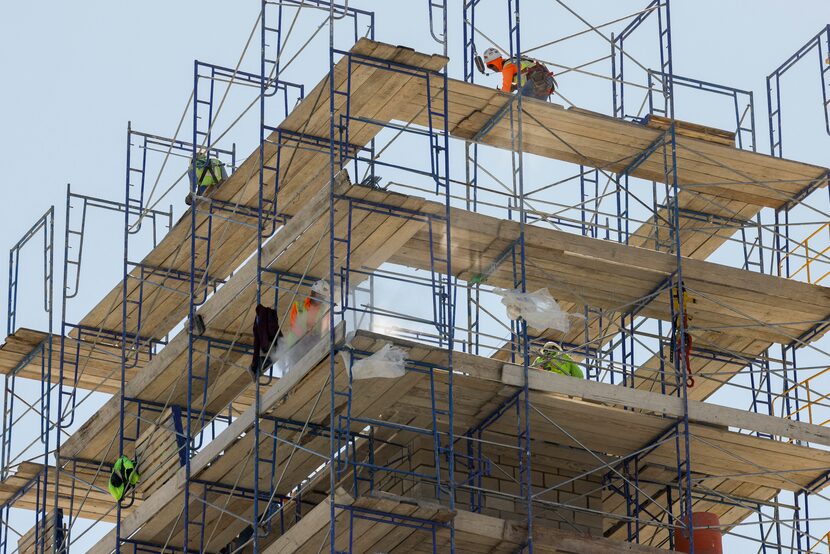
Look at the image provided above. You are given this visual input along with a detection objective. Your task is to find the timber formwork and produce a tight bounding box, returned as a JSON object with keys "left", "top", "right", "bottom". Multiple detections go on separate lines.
{"left": 2, "top": 3, "right": 830, "bottom": 553}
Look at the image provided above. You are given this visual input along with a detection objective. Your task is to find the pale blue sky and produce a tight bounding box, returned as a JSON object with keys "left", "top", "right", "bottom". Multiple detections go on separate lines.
{"left": 1, "top": 1, "right": 829, "bottom": 550}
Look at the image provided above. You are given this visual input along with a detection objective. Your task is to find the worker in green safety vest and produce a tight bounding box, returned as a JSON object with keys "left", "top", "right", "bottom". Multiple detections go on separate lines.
{"left": 185, "top": 149, "right": 228, "bottom": 205}
{"left": 108, "top": 455, "right": 140, "bottom": 502}
{"left": 533, "top": 342, "right": 584, "bottom": 378}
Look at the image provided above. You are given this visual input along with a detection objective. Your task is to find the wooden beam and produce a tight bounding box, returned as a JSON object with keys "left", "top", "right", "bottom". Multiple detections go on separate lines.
{"left": 86, "top": 323, "right": 345, "bottom": 554}
{"left": 502, "top": 362, "right": 830, "bottom": 448}
{"left": 263, "top": 488, "right": 353, "bottom": 554}
{"left": 452, "top": 504, "right": 679, "bottom": 554}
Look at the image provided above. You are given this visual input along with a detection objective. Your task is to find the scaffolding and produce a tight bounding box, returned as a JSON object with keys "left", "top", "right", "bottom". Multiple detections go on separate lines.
{"left": 1, "top": 1, "right": 830, "bottom": 553}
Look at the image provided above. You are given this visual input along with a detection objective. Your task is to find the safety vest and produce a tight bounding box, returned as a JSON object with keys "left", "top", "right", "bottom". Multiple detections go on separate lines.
{"left": 511, "top": 58, "right": 537, "bottom": 87}
{"left": 285, "top": 297, "right": 323, "bottom": 348}
{"left": 190, "top": 154, "right": 227, "bottom": 189}
{"left": 108, "top": 455, "right": 140, "bottom": 502}
{"left": 533, "top": 351, "right": 584, "bottom": 378}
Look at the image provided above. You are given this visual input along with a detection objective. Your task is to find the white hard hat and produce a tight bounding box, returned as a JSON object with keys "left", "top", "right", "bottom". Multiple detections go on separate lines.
{"left": 541, "top": 341, "right": 563, "bottom": 354}
{"left": 482, "top": 47, "right": 502, "bottom": 64}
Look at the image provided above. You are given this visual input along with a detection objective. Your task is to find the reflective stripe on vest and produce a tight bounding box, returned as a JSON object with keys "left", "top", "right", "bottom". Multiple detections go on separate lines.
{"left": 511, "top": 59, "right": 537, "bottom": 87}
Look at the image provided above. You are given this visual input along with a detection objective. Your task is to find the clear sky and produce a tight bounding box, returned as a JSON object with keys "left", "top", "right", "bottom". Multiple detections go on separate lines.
{"left": 1, "top": 0, "right": 830, "bottom": 551}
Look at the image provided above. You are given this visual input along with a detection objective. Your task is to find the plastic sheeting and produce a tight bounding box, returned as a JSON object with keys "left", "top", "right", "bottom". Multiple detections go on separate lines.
{"left": 311, "top": 279, "right": 329, "bottom": 297}
{"left": 311, "top": 278, "right": 345, "bottom": 307}
{"left": 343, "top": 343, "right": 408, "bottom": 380}
{"left": 269, "top": 322, "right": 327, "bottom": 379}
{"left": 493, "top": 287, "right": 572, "bottom": 333}
{"left": 252, "top": 282, "right": 336, "bottom": 380}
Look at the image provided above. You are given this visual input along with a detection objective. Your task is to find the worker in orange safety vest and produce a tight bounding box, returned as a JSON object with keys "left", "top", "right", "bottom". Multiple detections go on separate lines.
{"left": 480, "top": 47, "right": 557, "bottom": 101}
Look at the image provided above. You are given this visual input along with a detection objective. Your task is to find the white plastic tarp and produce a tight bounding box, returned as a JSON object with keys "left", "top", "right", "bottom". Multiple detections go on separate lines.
{"left": 343, "top": 343, "right": 408, "bottom": 380}
{"left": 493, "top": 287, "right": 572, "bottom": 333}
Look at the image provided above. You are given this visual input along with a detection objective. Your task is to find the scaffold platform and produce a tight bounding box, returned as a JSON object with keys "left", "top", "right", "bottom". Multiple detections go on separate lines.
{"left": 3, "top": 10, "right": 830, "bottom": 553}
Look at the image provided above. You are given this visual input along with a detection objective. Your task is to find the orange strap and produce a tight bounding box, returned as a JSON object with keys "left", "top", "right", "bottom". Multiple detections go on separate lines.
{"left": 290, "top": 302, "right": 298, "bottom": 328}
{"left": 501, "top": 63, "right": 518, "bottom": 91}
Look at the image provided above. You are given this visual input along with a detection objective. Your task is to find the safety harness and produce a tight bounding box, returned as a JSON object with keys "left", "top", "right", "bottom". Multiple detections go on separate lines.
{"left": 191, "top": 154, "right": 227, "bottom": 190}
{"left": 671, "top": 285, "right": 696, "bottom": 387}
{"left": 513, "top": 57, "right": 557, "bottom": 97}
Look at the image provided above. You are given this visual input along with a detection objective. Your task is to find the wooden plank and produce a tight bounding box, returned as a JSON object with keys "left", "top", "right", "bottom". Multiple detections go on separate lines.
{"left": 0, "top": 329, "right": 146, "bottom": 393}
{"left": 416, "top": 95, "right": 820, "bottom": 208}
{"left": 63, "top": 39, "right": 450, "bottom": 388}
{"left": 384, "top": 193, "right": 830, "bottom": 344}
{"left": 644, "top": 114, "right": 736, "bottom": 146}
{"left": 85, "top": 323, "right": 345, "bottom": 554}
{"left": 17, "top": 509, "right": 65, "bottom": 554}
{"left": 500, "top": 363, "right": 830, "bottom": 448}
{"left": 0, "top": 462, "right": 120, "bottom": 523}
{"left": 262, "top": 488, "right": 353, "bottom": 554}
{"left": 59, "top": 176, "right": 349, "bottom": 463}
{"left": 503, "top": 195, "right": 769, "bottom": 398}
{"left": 396, "top": 74, "right": 827, "bottom": 208}
{"left": 453, "top": 507, "right": 678, "bottom": 554}
{"left": 135, "top": 409, "right": 181, "bottom": 497}
{"left": 352, "top": 330, "right": 830, "bottom": 493}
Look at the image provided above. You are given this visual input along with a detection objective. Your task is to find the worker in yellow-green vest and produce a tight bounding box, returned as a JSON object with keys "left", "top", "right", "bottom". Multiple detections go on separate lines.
{"left": 480, "top": 47, "right": 557, "bottom": 101}
{"left": 185, "top": 149, "right": 228, "bottom": 205}
{"left": 533, "top": 342, "right": 584, "bottom": 378}
{"left": 108, "top": 455, "right": 140, "bottom": 502}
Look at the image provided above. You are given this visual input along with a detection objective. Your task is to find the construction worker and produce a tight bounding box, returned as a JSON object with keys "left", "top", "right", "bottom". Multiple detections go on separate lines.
{"left": 481, "top": 47, "right": 556, "bottom": 101}
{"left": 285, "top": 281, "right": 327, "bottom": 348}
{"left": 185, "top": 149, "right": 227, "bottom": 205}
{"left": 108, "top": 455, "right": 140, "bottom": 502}
{"left": 533, "top": 342, "right": 584, "bottom": 378}
{"left": 671, "top": 285, "right": 696, "bottom": 387}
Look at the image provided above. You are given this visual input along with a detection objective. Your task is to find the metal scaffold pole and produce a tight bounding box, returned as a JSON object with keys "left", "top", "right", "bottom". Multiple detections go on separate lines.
{"left": 5, "top": 3, "right": 830, "bottom": 553}
{"left": 658, "top": 2, "right": 699, "bottom": 550}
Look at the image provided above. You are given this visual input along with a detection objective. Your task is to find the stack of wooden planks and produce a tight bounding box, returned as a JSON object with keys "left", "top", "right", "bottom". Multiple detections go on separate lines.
{"left": 135, "top": 408, "right": 183, "bottom": 499}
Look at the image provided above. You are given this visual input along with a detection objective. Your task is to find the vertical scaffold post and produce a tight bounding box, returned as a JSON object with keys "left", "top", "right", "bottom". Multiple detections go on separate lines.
{"left": 327, "top": 7, "right": 339, "bottom": 552}
{"left": 463, "top": 0, "right": 482, "bottom": 361}
{"left": 579, "top": 166, "right": 599, "bottom": 238}
{"left": 767, "top": 25, "right": 830, "bottom": 159}
{"left": 183, "top": 60, "right": 204, "bottom": 552}
{"left": 42, "top": 208, "right": 56, "bottom": 554}
{"left": 763, "top": 29, "right": 830, "bottom": 550}
{"left": 611, "top": 28, "right": 624, "bottom": 120}
{"left": 428, "top": 0, "right": 456, "bottom": 538}
{"left": 116, "top": 123, "right": 132, "bottom": 554}
{"left": 462, "top": 0, "right": 482, "bottom": 85}
{"left": 659, "top": 1, "right": 695, "bottom": 550}
{"left": 179, "top": 51, "right": 253, "bottom": 553}
{"left": 3, "top": 206, "right": 54, "bottom": 553}
{"left": 505, "top": 0, "right": 533, "bottom": 551}
{"left": 249, "top": 0, "right": 288, "bottom": 545}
